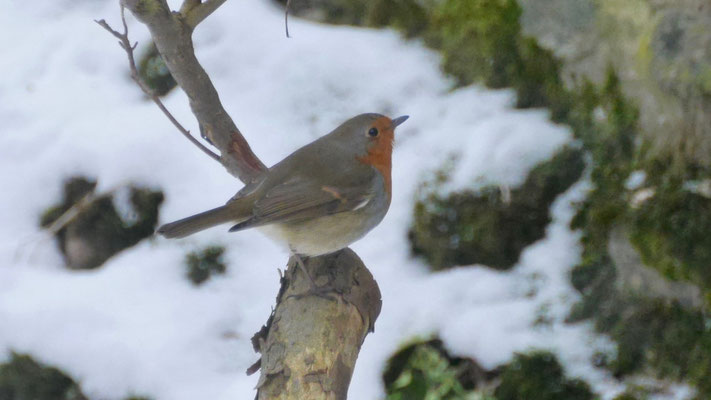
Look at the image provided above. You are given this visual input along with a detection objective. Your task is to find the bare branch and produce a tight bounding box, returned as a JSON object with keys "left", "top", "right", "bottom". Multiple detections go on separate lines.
{"left": 182, "top": 0, "right": 228, "bottom": 29}
{"left": 95, "top": 12, "right": 221, "bottom": 163}
{"left": 120, "top": 0, "right": 267, "bottom": 183}
{"left": 43, "top": 183, "right": 123, "bottom": 236}
{"left": 44, "top": 191, "right": 100, "bottom": 236}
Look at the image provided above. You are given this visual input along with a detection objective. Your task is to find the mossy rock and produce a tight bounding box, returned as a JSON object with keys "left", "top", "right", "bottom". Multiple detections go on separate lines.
{"left": 409, "top": 146, "right": 584, "bottom": 270}
{"left": 566, "top": 71, "right": 642, "bottom": 324}
{"left": 494, "top": 351, "right": 595, "bottom": 400}
{"left": 185, "top": 245, "right": 227, "bottom": 285}
{"left": 425, "top": 0, "right": 522, "bottom": 89}
{"left": 383, "top": 338, "right": 490, "bottom": 399}
{"left": 383, "top": 343, "right": 597, "bottom": 400}
{"left": 276, "top": 0, "right": 429, "bottom": 38}
{"left": 40, "top": 176, "right": 164, "bottom": 269}
{"left": 0, "top": 353, "right": 87, "bottom": 400}
{"left": 565, "top": 67, "right": 711, "bottom": 397}
{"left": 425, "top": 0, "right": 571, "bottom": 113}
{"left": 364, "top": 0, "right": 431, "bottom": 38}
{"left": 569, "top": 238, "right": 711, "bottom": 397}
{"left": 628, "top": 177, "right": 711, "bottom": 292}
{"left": 566, "top": 254, "right": 618, "bottom": 324}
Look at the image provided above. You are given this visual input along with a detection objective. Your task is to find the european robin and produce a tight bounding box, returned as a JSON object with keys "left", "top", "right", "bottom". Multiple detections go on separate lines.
{"left": 158, "top": 113, "right": 408, "bottom": 258}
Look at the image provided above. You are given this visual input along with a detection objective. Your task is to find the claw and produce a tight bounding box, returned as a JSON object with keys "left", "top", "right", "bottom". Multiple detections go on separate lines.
{"left": 288, "top": 251, "right": 339, "bottom": 302}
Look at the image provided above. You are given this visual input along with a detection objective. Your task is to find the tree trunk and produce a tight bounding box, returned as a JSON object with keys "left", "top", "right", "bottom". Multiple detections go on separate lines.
{"left": 251, "top": 249, "right": 381, "bottom": 399}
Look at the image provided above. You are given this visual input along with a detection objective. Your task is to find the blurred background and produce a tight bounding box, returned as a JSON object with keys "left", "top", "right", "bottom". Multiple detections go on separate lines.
{"left": 1, "top": 0, "right": 710, "bottom": 399}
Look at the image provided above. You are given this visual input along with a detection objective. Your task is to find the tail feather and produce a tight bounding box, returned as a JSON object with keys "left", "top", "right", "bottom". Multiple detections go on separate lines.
{"left": 157, "top": 203, "right": 247, "bottom": 239}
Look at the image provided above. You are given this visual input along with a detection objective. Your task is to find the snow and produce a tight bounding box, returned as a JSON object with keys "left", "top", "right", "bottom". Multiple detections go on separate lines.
{"left": 625, "top": 170, "right": 647, "bottom": 190}
{"left": 0, "top": 0, "right": 674, "bottom": 399}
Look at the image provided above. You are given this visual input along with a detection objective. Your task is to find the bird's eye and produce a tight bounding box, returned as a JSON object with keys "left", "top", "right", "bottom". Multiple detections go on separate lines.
{"left": 368, "top": 127, "right": 379, "bottom": 137}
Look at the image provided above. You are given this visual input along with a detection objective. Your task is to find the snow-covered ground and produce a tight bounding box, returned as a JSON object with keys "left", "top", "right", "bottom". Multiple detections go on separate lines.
{"left": 0, "top": 0, "right": 664, "bottom": 398}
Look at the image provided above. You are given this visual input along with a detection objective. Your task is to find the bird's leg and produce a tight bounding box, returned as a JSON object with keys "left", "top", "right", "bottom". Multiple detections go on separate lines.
{"left": 289, "top": 249, "right": 338, "bottom": 302}
{"left": 291, "top": 250, "right": 317, "bottom": 288}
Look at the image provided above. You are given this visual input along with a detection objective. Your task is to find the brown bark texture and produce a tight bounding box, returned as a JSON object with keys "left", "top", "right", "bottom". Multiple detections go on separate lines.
{"left": 115, "top": 1, "right": 383, "bottom": 398}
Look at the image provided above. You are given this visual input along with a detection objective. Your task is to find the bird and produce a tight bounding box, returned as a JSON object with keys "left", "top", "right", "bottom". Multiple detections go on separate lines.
{"left": 157, "top": 113, "right": 408, "bottom": 260}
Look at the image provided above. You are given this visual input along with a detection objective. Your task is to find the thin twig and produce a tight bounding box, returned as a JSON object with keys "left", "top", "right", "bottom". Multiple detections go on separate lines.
{"left": 95, "top": 7, "right": 221, "bottom": 162}
{"left": 44, "top": 185, "right": 127, "bottom": 235}
{"left": 13, "top": 185, "right": 120, "bottom": 265}
{"left": 285, "top": 0, "right": 292, "bottom": 38}
{"left": 45, "top": 192, "right": 96, "bottom": 236}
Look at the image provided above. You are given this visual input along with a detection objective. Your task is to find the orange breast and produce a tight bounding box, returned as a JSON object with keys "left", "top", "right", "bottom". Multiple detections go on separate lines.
{"left": 356, "top": 117, "right": 393, "bottom": 199}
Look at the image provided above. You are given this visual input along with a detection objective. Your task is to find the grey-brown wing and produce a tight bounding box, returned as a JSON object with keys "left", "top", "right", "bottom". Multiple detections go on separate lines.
{"left": 228, "top": 176, "right": 374, "bottom": 232}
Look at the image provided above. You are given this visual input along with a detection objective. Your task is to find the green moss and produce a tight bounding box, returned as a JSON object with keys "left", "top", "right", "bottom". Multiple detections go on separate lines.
{"left": 613, "top": 393, "right": 641, "bottom": 400}
{"left": 426, "top": 0, "right": 521, "bottom": 89}
{"left": 138, "top": 43, "right": 177, "bottom": 97}
{"left": 607, "top": 298, "right": 710, "bottom": 385}
{"left": 513, "top": 38, "right": 570, "bottom": 115}
{"left": 185, "top": 245, "right": 227, "bottom": 285}
{"left": 628, "top": 175, "right": 711, "bottom": 290}
{"left": 494, "top": 351, "right": 594, "bottom": 400}
{"left": 551, "top": 61, "right": 711, "bottom": 400}
{"left": 40, "top": 176, "right": 164, "bottom": 269}
{"left": 383, "top": 339, "right": 485, "bottom": 399}
{"left": 384, "top": 345, "right": 597, "bottom": 400}
{"left": 568, "top": 230, "right": 711, "bottom": 397}
{"left": 567, "top": 71, "right": 639, "bottom": 302}
{"left": 566, "top": 73, "right": 638, "bottom": 291}
{"left": 422, "top": 0, "right": 572, "bottom": 114}
{"left": 278, "top": 0, "right": 429, "bottom": 38}
{"left": 365, "top": 0, "right": 430, "bottom": 38}
{"left": 569, "top": 259, "right": 711, "bottom": 396}
{"left": 567, "top": 255, "right": 618, "bottom": 324}
{"left": 40, "top": 178, "right": 97, "bottom": 228}
{"left": 410, "top": 146, "right": 584, "bottom": 270}
{"left": 562, "top": 69, "right": 711, "bottom": 398}
{"left": 0, "top": 353, "right": 87, "bottom": 400}
{"left": 699, "top": 65, "right": 711, "bottom": 95}
{"left": 0, "top": 353, "right": 152, "bottom": 400}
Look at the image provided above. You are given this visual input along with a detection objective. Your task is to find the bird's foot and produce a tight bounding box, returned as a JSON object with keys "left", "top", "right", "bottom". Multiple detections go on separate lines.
{"left": 288, "top": 251, "right": 339, "bottom": 302}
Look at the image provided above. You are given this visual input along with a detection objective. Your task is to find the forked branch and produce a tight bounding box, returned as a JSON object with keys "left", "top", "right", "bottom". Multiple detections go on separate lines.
{"left": 110, "top": 0, "right": 267, "bottom": 183}
{"left": 96, "top": 9, "right": 220, "bottom": 162}
{"left": 181, "top": 0, "right": 228, "bottom": 29}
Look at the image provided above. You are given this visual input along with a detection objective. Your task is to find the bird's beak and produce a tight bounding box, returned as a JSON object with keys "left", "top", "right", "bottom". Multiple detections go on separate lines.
{"left": 391, "top": 115, "right": 409, "bottom": 129}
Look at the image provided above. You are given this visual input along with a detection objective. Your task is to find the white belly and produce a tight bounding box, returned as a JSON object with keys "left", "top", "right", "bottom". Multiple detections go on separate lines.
{"left": 258, "top": 209, "right": 383, "bottom": 256}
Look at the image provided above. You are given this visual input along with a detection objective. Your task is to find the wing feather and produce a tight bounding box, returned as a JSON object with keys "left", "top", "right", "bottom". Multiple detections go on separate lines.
{"left": 229, "top": 176, "right": 373, "bottom": 232}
